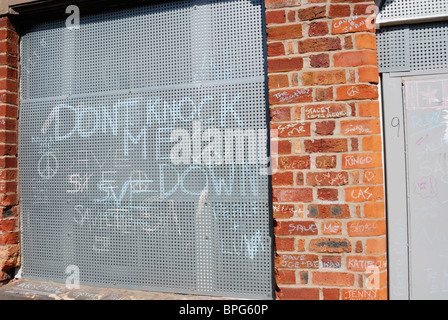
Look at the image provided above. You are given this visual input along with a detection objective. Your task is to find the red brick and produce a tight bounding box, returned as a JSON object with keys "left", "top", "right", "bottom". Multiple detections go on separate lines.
{"left": 265, "top": 10, "right": 286, "bottom": 24}
{"left": 296, "top": 172, "right": 304, "bottom": 185}
{"left": 365, "top": 237, "right": 387, "bottom": 254}
{"left": 267, "top": 42, "right": 285, "bottom": 57}
{"left": 315, "top": 121, "right": 336, "bottom": 135}
{"left": 0, "top": 54, "right": 18, "bottom": 68}
{"left": 0, "top": 169, "right": 17, "bottom": 180}
{"left": 0, "top": 157, "right": 17, "bottom": 169}
{"left": 321, "top": 221, "right": 343, "bottom": 235}
{"left": 0, "top": 118, "right": 16, "bottom": 131}
{"left": 0, "top": 193, "right": 17, "bottom": 206}
{"left": 0, "top": 206, "right": 17, "bottom": 219}
{"left": 358, "top": 66, "right": 379, "bottom": 83}
{"left": 0, "top": 18, "right": 16, "bottom": 32}
{"left": 329, "top": 4, "right": 351, "bottom": 18}
{"left": 0, "top": 218, "right": 16, "bottom": 232}
{"left": 273, "top": 204, "right": 295, "bottom": 219}
{"left": 309, "top": 238, "right": 351, "bottom": 253}
{"left": 270, "top": 107, "right": 291, "bottom": 121}
{"left": 268, "top": 57, "right": 304, "bottom": 73}
{"left": 345, "top": 186, "right": 384, "bottom": 202}
{"left": 272, "top": 171, "right": 294, "bottom": 186}
{"left": 362, "top": 135, "right": 382, "bottom": 151}
{"left": 315, "top": 87, "right": 334, "bottom": 102}
{"left": 0, "top": 181, "right": 17, "bottom": 193}
{"left": 0, "top": 67, "right": 17, "bottom": 81}
{"left": 331, "top": 16, "right": 375, "bottom": 34}
{"left": 0, "top": 105, "right": 18, "bottom": 118}
{"left": 0, "top": 145, "right": 17, "bottom": 156}
{"left": 358, "top": 101, "right": 380, "bottom": 117}
{"left": 0, "top": 41, "right": 18, "bottom": 56}
{"left": 334, "top": 51, "right": 377, "bottom": 67}
{"left": 275, "top": 236, "right": 295, "bottom": 250}
{"left": 353, "top": 4, "right": 371, "bottom": 15}
{"left": 323, "top": 288, "right": 340, "bottom": 300}
{"left": 0, "top": 231, "right": 19, "bottom": 245}
{"left": 364, "top": 201, "right": 385, "bottom": 218}
{"left": 315, "top": 155, "right": 337, "bottom": 169}
{"left": 355, "top": 33, "right": 377, "bottom": 50}
{"left": 298, "top": 6, "right": 326, "bottom": 21}
{"left": 275, "top": 269, "right": 296, "bottom": 284}
{"left": 346, "top": 255, "right": 387, "bottom": 271}
{"left": 347, "top": 219, "right": 386, "bottom": 237}
{"left": 276, "top": 139, "right": 292, "bottom": 154}
{"left": 312, "top": 271, "right": 354, "bottom": 286}
{"left": 276, "top": 287, "right": 319, "bottom": 300}
{"left": 307, "top": 204, "right": 350, "bottom": 219}
{"left": 275, "top": 220, "right": 318, "bottom": 235}
{"left": 362, "top": 168, "right": 384, "bottom": 185}
{"left": 0, "top": 92, "right": 18, "bottom": 105}
{"left": 0, "top": 244, "right": 19, "bottom": 258}
{"left": 276, "top": 253, "right": 319, "bottom": 269}
{"left": 0, "top": 29, "right": 18, "bottom": 45}
{"left": 310, "top": 53, "right": 329, "bottom": 68}
{"left": 273, "top": 188, "right": 313, "bottom": 202}
{"left": 308, "top": 21, "right": 329, "bottom": 36}
{"left": 298, "top": 37, "right": 342, "bottom": 53}
{"left": 341, "top": 119, "right": 381, "bottom": 135}
{"left": 317, "top": 188, "right": 338, "bottom": 201}
{"left": 269, "top": 88, "right": 312, "bottom": 105}
{"left": 306, "top": 171, "right": 348, "bottom": 186}
{"left": 342, "top": 153, "right": 382, "bottom": 169}
{"left": 336, "top": 84, "right": 378, "bottom": 101}
{"left": 344, "top": 35, "right": 354, "bottom": 49}
{"left": 268, "top": 75, "right": 289, "bottom": 91}
{"left": 304, "top": 138, "right": 348, "bottom": 153}
{"left": 0, "top": 131, "right": 16, "bottom": 144}
{"left": 265, "top": 0, "right": 301, "bottom": 9}
{"left": 287, "top": 10, "right": 296, "bottom": 22}
{"left": 0, "top": 256, "right": 19, "bottom": 270}
{"left": 302, "top": 69, "right": 346, "bottom": 86}
{"left": 278, "top": 155, "right": 311, "bottom": 170}
{"left": 0, "top": 79, "right": 18, "bottom": 93}
{"left": 271, "top": 121, "right": 311, "bottom": 137}
{"left": 305, "top": 103, "right": 349, "bottom": 120}
{"left": 342, "top": 288, "right": 385, "bottom": 300}
{"left": 267, "top": 24, "right": 302, "bottom": 41}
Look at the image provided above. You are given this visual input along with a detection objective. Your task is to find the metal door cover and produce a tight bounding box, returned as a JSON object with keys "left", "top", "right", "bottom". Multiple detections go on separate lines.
{"left": 19, "top": 0, "right": 272, "bottom": 299}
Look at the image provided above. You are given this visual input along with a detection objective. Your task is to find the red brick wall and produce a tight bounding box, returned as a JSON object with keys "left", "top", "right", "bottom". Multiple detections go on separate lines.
{"left": 0, "top": 1, "right": 388, "bottom": 299}
{"left": 0, "top": 16, "right": 19, "bottom": 286}
{"left": 266, "top": 0, "right": 387, "bottom": 300}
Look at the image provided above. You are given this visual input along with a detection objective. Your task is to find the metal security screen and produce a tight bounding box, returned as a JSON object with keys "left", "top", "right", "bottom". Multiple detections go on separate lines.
{"left": 377, "top": 22, "right": 448, "bottom": 74}
{"left": 378, "top": 0, "right": 448, "bottom": 24}
{"left": 19, "top": 0, "right": 272, "bottom": 299}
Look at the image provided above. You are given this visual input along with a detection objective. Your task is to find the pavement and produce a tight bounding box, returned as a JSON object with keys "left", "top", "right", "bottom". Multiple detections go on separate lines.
{"left": 0, "top": 278, "right": 238, "bottom": 300}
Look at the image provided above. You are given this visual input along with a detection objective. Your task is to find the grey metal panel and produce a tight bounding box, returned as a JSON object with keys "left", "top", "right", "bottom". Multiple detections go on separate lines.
{"left": 19, "top": 0, "right": 272, "bottom": 299}
{"left": 378, "top": 0, "right": 448, "bottom": 24}
{"left": 381, "top": 73, "right": 410, "bottom": 300}
{"left": 377, "top": 22, "right": 448, "bottom": 75}
{"left": 376, "top": 26, "right": 410, "bottom": 73}
{"left": 402, "top": 75, "right": 448, "bottom": 300}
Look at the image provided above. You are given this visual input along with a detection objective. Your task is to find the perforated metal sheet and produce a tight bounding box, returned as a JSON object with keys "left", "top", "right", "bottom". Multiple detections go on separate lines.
{"left": 377, "top": 22, "right": 448, "bottom": 74}
{"left": 19, "top": 0, "right": 272, "bottom": 299}
{"left": 377, "top": 0, "right": 448, "bottom": 24}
